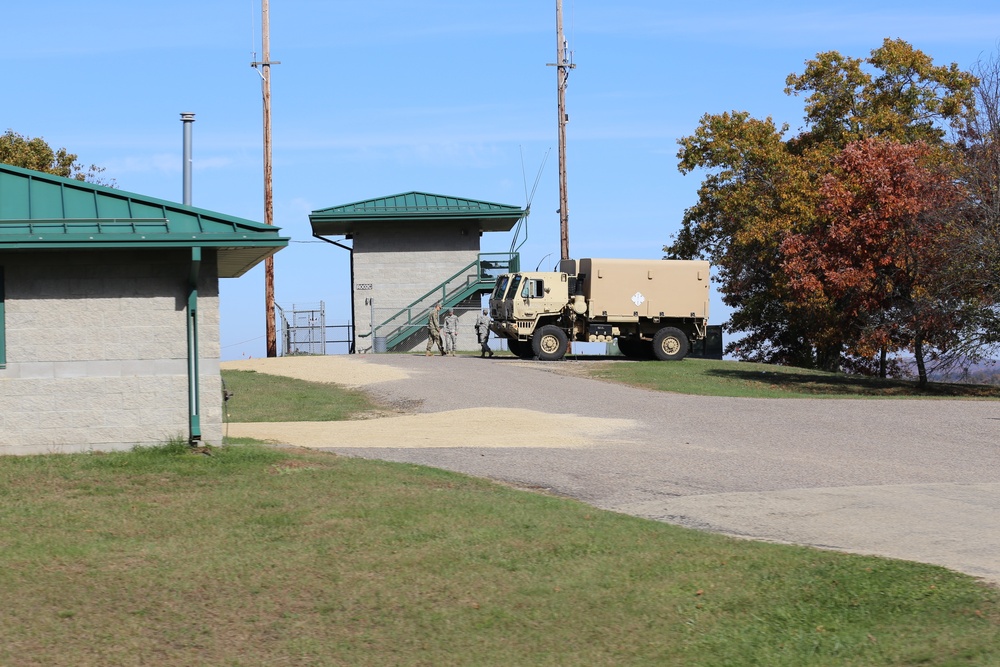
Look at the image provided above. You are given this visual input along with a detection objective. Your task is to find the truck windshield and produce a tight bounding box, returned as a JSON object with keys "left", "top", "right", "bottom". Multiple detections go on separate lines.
{"left": 492, "top": 275, "right": 509, "bottom": 300}
{"left": 507, "top": 275, "right": 522, "bottom": 300}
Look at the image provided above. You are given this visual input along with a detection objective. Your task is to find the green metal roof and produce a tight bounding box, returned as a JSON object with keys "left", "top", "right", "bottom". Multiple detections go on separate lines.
{"left": 0, "top": 163, "right": 288, "bottom": 277}
{"left": 309, "top": 191, "right": 524, "bottom": 237}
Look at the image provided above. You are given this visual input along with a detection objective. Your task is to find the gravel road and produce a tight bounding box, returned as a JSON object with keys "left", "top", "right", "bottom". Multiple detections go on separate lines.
{"left": 225, "top": 354, "right": 1000, "bottom": 584}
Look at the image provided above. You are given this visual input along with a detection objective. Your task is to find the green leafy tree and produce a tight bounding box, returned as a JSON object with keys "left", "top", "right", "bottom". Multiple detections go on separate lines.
{"left": 0, "top": 129, "right": 114, "bottom": 186}
{"left": 786, "top": 39, "right": 976, "bottom": 149}
{"left": 667, "top": 39, "right": 978, "bottom": 371}
{"left": 668, "top": 112, "right": 830, "bottom": 367}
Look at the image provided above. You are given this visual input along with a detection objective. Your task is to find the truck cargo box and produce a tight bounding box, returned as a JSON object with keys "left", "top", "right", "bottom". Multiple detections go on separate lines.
{"left": 578, "top": 258, "right": 710, "bottom": 321}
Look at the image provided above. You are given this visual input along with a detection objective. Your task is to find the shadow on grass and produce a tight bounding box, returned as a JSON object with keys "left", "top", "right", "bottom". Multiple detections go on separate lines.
{"left": 703, "top": 367, "right": 1000, "bottom": 398}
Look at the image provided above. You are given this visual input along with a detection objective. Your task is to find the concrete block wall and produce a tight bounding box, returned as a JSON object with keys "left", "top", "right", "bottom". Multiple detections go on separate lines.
{"left": 352, "top": 222, "right": 483, "bottom": 353}
{"left": 0, "top": 249, "right": 223, "bottom": 455}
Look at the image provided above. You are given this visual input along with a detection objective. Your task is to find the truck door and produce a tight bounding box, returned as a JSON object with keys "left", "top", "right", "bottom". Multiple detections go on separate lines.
{"left": 490, "top": 275, "right": 510, "bottom": 319}
{"left": 520, "top": 277, "right": 545, "bottom": 318}
{"left": 502, "top": 274, "right": 522, "bottom": 320}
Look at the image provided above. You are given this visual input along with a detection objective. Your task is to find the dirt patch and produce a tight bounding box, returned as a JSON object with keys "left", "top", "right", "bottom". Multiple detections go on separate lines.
{"left": 222, "top": 355, "right": 637, "bottom": 450}
{"left": 226, "top": 407, "right": 637, "bottom": 449}
{"left": 222, "top": 355, "right": 410, "bottom": 387}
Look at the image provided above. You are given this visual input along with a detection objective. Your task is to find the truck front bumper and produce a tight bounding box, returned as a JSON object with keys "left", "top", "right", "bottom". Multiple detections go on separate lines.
{"left": 490, "top": 320, "right": 521, "bottom": 340}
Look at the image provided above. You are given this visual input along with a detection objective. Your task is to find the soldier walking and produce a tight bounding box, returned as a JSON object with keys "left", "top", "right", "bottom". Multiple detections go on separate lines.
{"left": 475, "top": 308, "right": 493, "bottom": 358}
{"left": 442, "top": 308, "right": 459, "bottom": 356}
{"left": 425, "top": 303, "right": 445, "bottom": 356}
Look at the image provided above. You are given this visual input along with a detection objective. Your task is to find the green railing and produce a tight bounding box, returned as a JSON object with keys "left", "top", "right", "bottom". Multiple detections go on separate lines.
{"left": 375, "top": 252, "right": 519, "bottom": 351}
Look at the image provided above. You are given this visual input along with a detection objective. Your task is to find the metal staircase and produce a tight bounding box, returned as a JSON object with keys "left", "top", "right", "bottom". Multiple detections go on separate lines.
{"left": 375, "top": 253, "right": 519, "bottom": 351}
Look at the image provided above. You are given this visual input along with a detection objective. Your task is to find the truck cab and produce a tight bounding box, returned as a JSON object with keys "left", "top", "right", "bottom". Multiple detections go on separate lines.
{"left": 489, "top": 271, "right": 571, "bottom": 358}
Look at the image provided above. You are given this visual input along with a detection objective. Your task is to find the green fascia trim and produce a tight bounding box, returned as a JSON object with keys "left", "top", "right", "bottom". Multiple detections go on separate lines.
{"left": 0, "top": 221, "right": 285, "bottom": 244}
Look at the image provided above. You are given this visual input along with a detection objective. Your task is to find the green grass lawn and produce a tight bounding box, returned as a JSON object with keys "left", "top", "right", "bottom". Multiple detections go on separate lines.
{"left": 222, "top": 369, "right": 386, "bottom": 422}
{"left": 1, "top": 442, "right": 997, "bottom": 666}
{"left": 1, "top": 367, "right": 997, "bottom": 665}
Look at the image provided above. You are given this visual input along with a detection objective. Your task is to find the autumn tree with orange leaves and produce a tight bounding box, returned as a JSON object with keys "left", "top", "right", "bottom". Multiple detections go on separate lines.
{"left": 666, "top": 39, "right": 980, "bottom": 375}
{"left": 781, "top": 139, "right": 965, "bottom": 386}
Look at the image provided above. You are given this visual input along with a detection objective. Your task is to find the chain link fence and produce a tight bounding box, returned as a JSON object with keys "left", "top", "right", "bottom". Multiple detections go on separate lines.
{"left": 277, "top": 302, "right": 354, "bottom": 356}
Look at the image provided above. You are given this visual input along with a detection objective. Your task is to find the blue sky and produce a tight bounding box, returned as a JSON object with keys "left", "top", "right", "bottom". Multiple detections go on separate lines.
{"left": 6, "top": 1, "right": 1000, "bottom": 359}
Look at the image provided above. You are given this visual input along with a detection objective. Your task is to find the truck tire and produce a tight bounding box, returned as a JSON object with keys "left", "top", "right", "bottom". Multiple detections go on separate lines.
{"left": 508, "top": 339, "right": 534, "bottom": 359}
{"left": 532, "top": 325, "right": 568, "bottom": 361}
{"left": 652, "top": 327, "right": 689, "bottom": 361}
{"left": 617, "top": 338, "right": 652, "bottom": 359}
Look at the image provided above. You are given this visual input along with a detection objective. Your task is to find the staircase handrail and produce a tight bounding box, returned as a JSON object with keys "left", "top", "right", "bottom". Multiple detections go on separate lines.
{"left": 373, "top": 252, "right": 518, "bottom": 348}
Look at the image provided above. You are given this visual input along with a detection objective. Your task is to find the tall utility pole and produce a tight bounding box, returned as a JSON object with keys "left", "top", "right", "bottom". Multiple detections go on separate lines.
{"left": 550, "top": 0, "right": 575, "bottom": 262}
{"left": 252, "top": 0, "right": 280, "bottom": 357}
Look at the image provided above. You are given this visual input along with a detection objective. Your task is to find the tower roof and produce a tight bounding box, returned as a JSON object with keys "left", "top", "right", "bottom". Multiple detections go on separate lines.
{"left": 309, "top": 191, "right": 524, "bottom": 237}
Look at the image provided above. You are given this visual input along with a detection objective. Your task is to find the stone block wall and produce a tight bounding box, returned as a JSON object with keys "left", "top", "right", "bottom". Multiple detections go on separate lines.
{"left": 352, "top": 222, "right": 483, "bottom": 353}
{"left": 0, "top": 249, "right": 222, "bottom": 454}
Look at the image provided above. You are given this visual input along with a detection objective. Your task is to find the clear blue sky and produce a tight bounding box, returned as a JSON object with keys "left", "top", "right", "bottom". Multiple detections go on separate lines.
{"left": 6, "top": 1, "right": 1000, "bottom": 359}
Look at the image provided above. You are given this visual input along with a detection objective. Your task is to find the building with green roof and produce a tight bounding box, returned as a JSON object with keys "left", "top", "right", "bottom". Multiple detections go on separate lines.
{"left": 310, "top": 192, "right": 523, "bottom": 353}
{"left": 0, "top": 164, "right": 288, "bottom": 454}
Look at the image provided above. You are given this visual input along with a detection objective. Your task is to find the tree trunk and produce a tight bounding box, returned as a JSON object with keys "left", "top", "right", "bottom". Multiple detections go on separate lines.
{"left": 914, "top": 334, "right": 928, "bottom": 388}
{"left": 816, "top": 343, "right": 843, "bottom": 373}
{"left": 879, "top": 346, "right": 887, "bottom": 378}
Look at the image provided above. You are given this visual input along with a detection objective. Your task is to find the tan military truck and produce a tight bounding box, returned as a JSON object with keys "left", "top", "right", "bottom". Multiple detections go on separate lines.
{"left": 488, "top": 258, "right": 710, "bottom": 361}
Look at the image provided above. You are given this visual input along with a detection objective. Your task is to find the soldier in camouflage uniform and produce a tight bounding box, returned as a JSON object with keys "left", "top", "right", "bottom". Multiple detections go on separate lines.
{"left": 442, "top": 308, "right": 459, "bottom": 356}
{"left": 475, "top": 308, "right": 493, "bottom": 358}
{"left": 425, "top": 303, "right": 445, "bottom": 356}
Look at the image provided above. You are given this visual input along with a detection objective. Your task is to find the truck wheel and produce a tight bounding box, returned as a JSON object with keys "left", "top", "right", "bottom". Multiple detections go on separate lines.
{"left": 652, "top": 327, "right": 689, "bottom": 361}
{"left": 617, "top": 338, "right": 652, "bottom": 359}
{"left": 508, "top": 340, "right": 534, "bottom": 359}
{"left": 532, "top": 325, "right": 568, "bottom": 361}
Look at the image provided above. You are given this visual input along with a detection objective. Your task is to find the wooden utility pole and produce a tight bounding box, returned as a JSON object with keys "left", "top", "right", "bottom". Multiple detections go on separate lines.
{"left": 551, "top": 0, "right": 575, "bottom": 262}
{"left": 253, "top": 0, "right": 280, "bottom": 357}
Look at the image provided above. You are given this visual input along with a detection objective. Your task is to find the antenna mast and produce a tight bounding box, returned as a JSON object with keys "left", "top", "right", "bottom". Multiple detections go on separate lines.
{"left": 252, "top": 0, "right": 280, "bottom": 357}
{"left": 549, "top": 0, "right": 575, "bottom": 262}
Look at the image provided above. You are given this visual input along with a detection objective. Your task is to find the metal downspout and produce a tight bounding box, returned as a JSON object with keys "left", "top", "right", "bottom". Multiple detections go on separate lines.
{"left": 187, "top": 247, "right": 202, "bottom": 443}
{"left": 313, "top": 234, "right": 356, "bottom": 353}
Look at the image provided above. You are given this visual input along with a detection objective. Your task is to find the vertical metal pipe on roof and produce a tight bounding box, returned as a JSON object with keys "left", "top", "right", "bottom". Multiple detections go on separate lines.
{"left": 180, "top": 112, "right": 195, "bottom": 206}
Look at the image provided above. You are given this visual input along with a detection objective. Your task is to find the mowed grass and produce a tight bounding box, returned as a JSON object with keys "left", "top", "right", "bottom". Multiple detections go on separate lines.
{"left": 581, "top": 357, "right": 1000, "bottom": 399}
{"left": 222, "top": 369, "right": 385, "bottom": 421}
{"left": 2, "top": 367, "right": 998, "bottom": 665}
{"left": 1, "top": 442, "right": 997, "bottom": 667}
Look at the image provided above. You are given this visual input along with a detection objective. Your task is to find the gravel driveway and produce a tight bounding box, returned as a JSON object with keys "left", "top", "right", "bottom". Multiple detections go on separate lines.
{"left": 226, "top": 354, "right": 1000, "bottom": 584}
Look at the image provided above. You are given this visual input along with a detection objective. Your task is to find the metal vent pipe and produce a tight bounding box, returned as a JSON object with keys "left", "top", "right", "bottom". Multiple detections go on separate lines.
{"left": 180, "top": 112, "right": 195, "bottom": 205}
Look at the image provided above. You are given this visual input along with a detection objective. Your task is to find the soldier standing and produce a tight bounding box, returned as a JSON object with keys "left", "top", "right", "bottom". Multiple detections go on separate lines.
{"left": 425, "top": 303, "right": 445, "bottom": 356}
{"left": 475, "top": 308, "right": 493, "bottom": 358}
{"left": 442, "top": 308, "right": 459, "bottom": 356}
